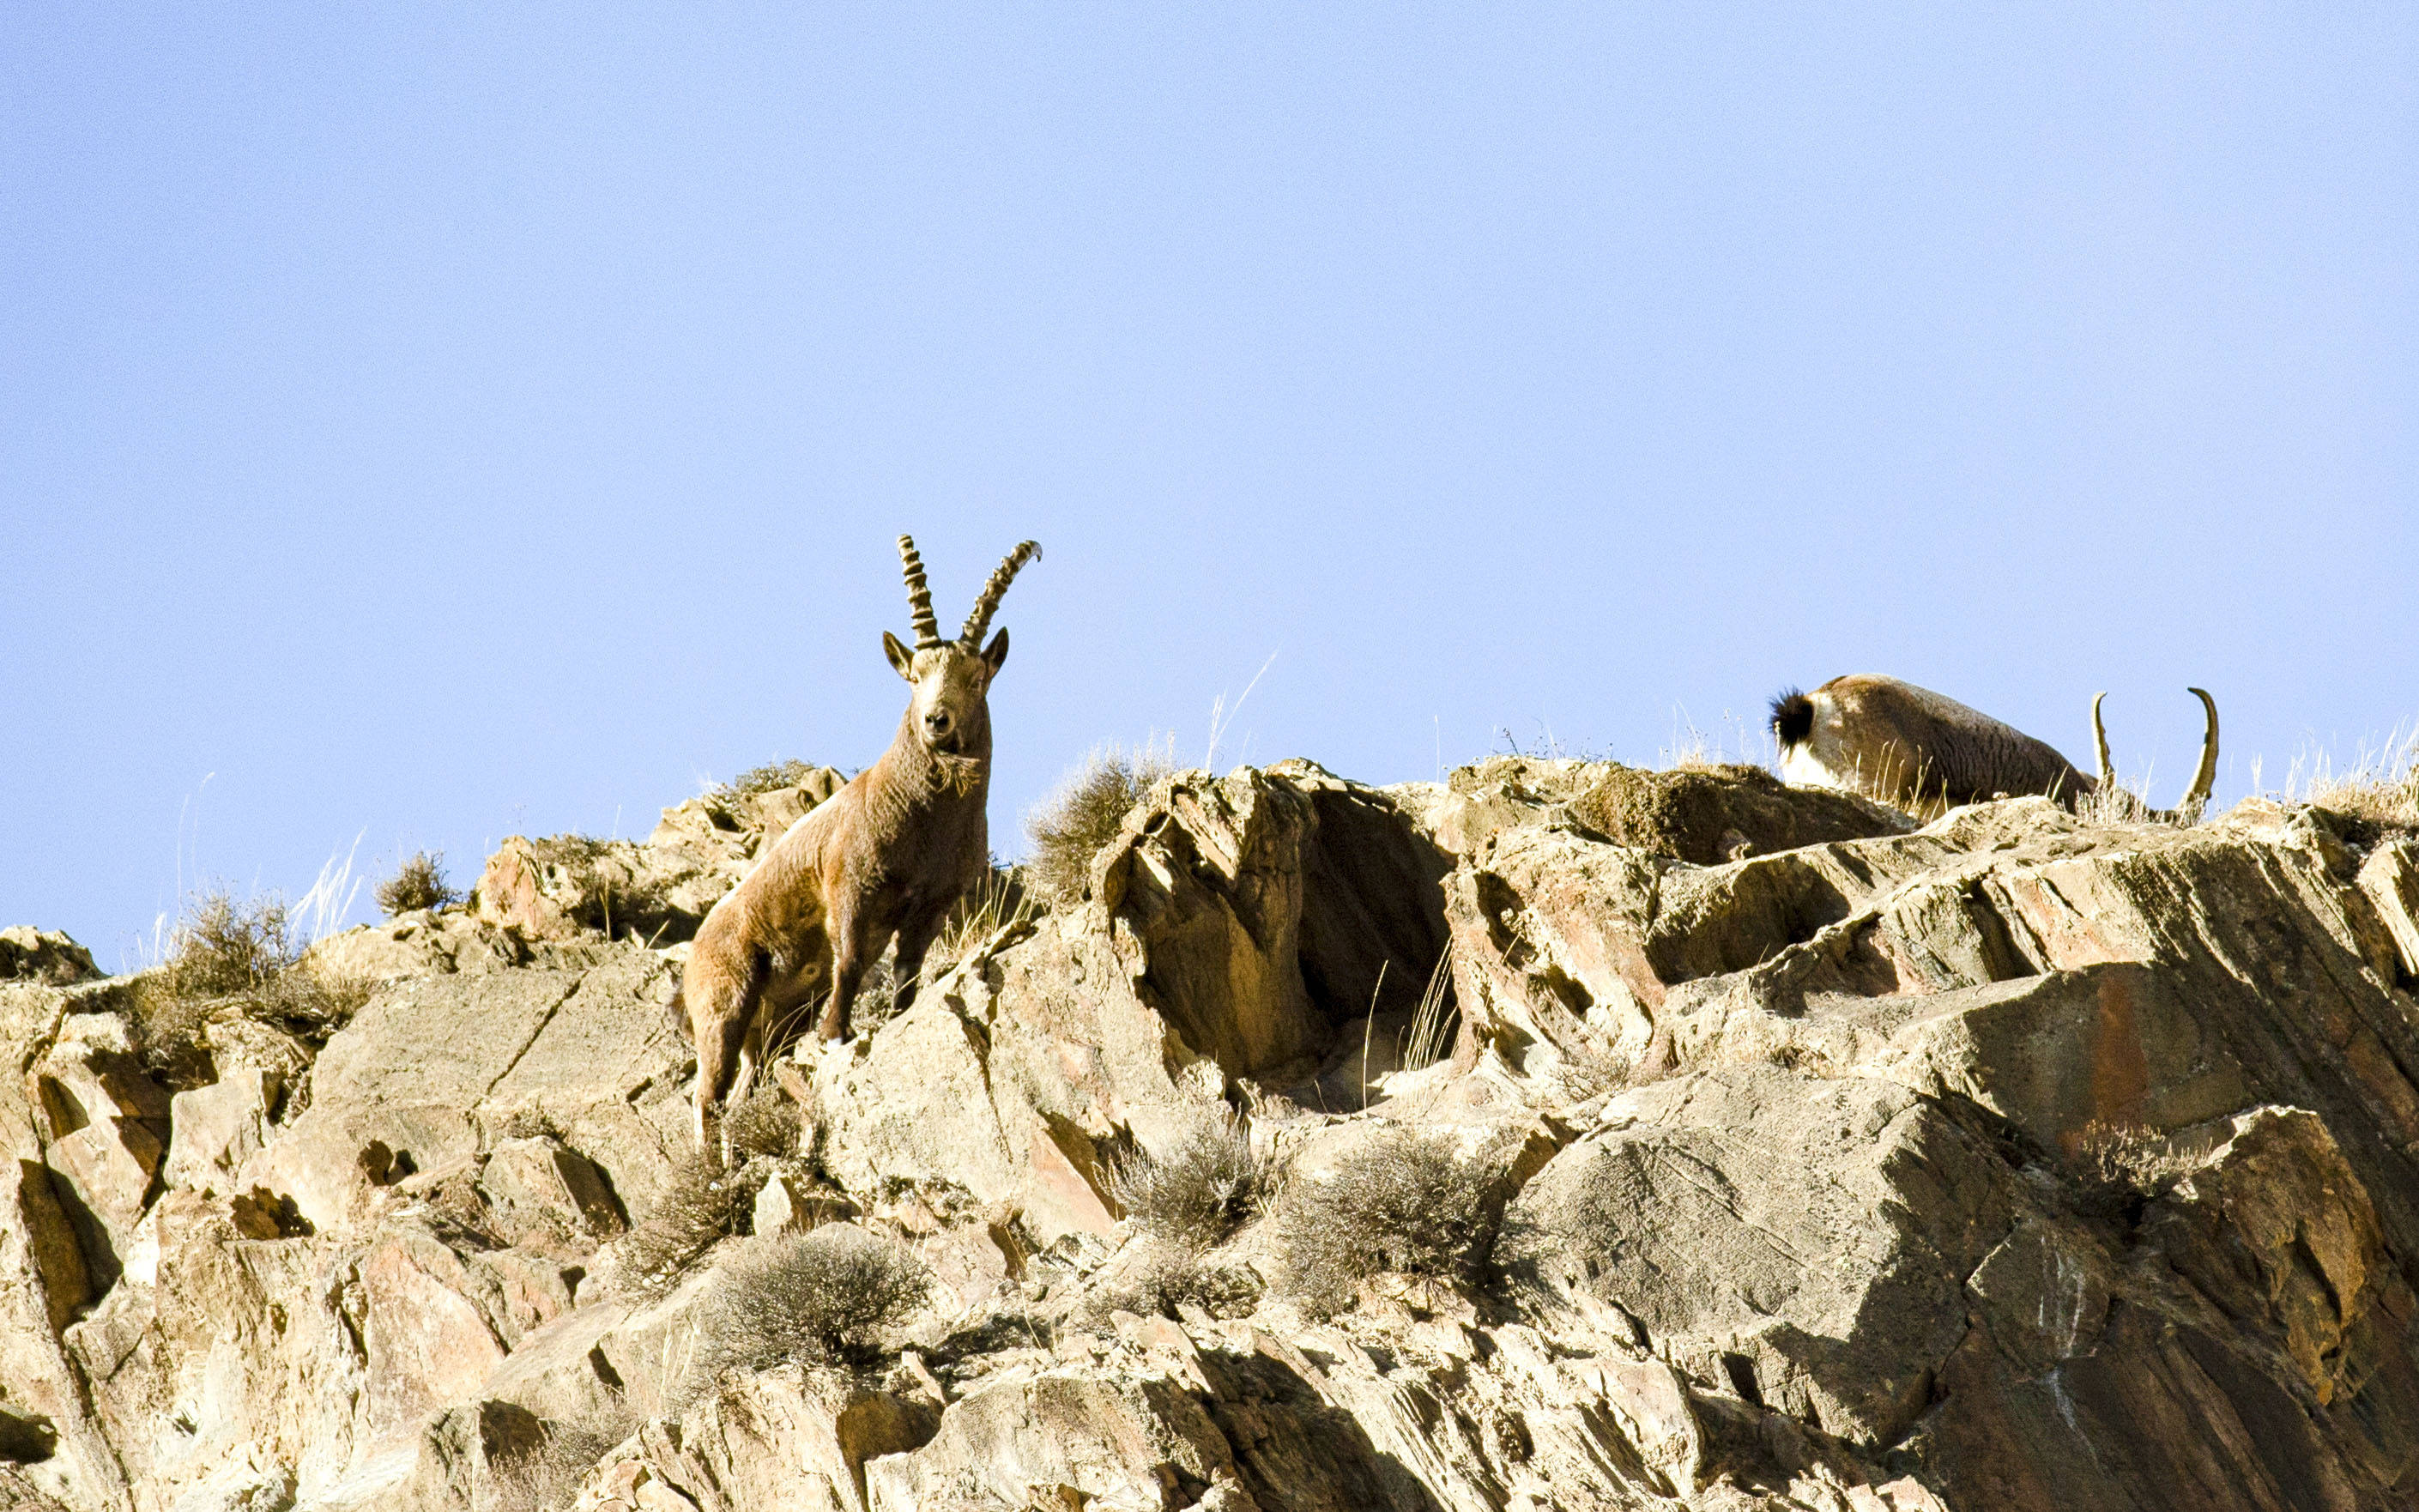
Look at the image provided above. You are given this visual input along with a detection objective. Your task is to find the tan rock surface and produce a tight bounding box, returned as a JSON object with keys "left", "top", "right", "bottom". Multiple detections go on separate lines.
{"left": 15, "top": 765, "right": 2419, "bottom": 1511}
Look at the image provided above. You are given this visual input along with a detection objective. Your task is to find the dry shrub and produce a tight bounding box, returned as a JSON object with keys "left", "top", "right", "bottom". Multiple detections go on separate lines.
{"left": 2068, "top": 1120, "right": 2191, "bottom": 1223}
{"left": 1274, "top": 1127, "right": 1492, "bottom": 1317}
{"left": 1090, "top": 1238, "right": 1263, "bottom": 1323}
{"left": 376, "top": 850, "right": 459, "bottom": 916}
{"left": 487, "top": 1406, "right": 638, "bottom": 1512}
{"left": 713, "top": 759, "right": 825, "bottom": 805}
{"left": 620, "top": 1147, "right": 750, "bottom": 1293}
{"left": 2295, "top": 729, "right": 2419, "bottom": 832}
{"left": 721, "top": 1087, "right": 803, "bottom": 1162}
{"left": 132, "top": 887, "right": 372, "bottom": 1088}
{"left": 1106, "top": 1103, "right": 1267, "bottom": 1250}
{"left": 1025, "top": 741, "right": 1173, "bottom": 907}
{"left": 697, "top": 1226, "right": 932, "bottom": 1379}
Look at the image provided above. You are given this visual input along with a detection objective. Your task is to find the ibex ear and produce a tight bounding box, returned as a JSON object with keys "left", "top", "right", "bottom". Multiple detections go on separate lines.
{"left": 882, "top": 631, "right": 917, "bottom": 680}
{"left": 980, "top": 628, "right": 1009, "bottom": 674}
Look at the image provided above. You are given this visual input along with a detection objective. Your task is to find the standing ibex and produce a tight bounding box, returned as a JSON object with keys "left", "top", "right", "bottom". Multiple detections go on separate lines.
{"left": 1769, "top": 675, "right": 2218, "bottom": 821}
{"left": 679, "top": 535, "right": 1039, "bottom": 1149}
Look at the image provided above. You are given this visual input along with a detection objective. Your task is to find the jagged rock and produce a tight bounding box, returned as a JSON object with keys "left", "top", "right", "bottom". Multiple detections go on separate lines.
{"left": 1398, "top": 755, "right": 1909, "bottom": 863}
{"left": 0, "top": 932, "right": 97, "bottom": 989}
{"left": 813, "top": 764, "right": 1450, "bottom": 1247}
{"left": 475, "top": 1138, "right": 625, "bottom": 1252}
{"left": 238, "top": 946, "right": 684, "bottom": 1236}
{"left": 24, "top": 758, "right": 2419, "bottom": 1512}
{"left": 163, "top": 1071, "right": 281, "bottom": 1199}
{"left": 469, "top": 771, "right": 844, "bottom": 947}
{"left": 1503, "top": 1066, "right": 2020, "bottom": 1446}
{"left": 2359, "top": 838, "right": 2419, "bottom": 982}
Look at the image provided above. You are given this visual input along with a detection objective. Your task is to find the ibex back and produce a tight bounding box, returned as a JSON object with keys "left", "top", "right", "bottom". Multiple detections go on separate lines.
{"left": 678, "top": 535, "right": 1039, "bottom": 1151}
{"left": 1769, "top": 674, "right": 2217, "bottom": 821}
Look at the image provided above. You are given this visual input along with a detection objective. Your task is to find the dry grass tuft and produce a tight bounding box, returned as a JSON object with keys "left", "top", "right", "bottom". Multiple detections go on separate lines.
{"left": 487, "top": 1406, "right": 639, "bottom": 1512}
{"left": 713, "top": 759, "right": 827, "bottom": 805}
{"left": 695, "top": 1226, "right": 932, "bottom": 1380}
{"left": 1273, "top": 1127, "right": 1492, "bottom": 1317}
{"left": 721, "top": 1087, "right": 804, "bottom": 1162}
{"left": 2067, "top": 1120, "right": 2192, "bottom": 1222}
{"left": 131, "top": 886, "right": 372, "bottom": 1088}
{"left": 922, "top": 868, "right": 1043, "bottom": 985}
{"left": 620, "top": 1147, "right": 751, "bottom": 1293}
{"left": 1105, "top": 1102, "right": 1268, "bottom": 1250}
{"left": 1401, "top": 942, "right": 1457, "bottom": 1072}
{"left": 2285, "top": 728, "right": 2419, "bottom": 832}
{"left": 376, "top": 850, "right": 459, "bottom": 917}
{"left": 1025, "top": 741, "right": 1174, "bottom": 907}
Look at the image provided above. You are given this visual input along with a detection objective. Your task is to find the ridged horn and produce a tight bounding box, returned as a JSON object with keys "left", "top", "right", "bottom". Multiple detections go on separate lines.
{"left": 2180, "top": 687, "right": 2220, "bottom": 816}
{"left": 2090, "top": 692, "right": 2114, "bottom": 789}
{"left": 959, "top": 540, "right": 1041, "bottom": 648}
{"left": 898, "top": 535, "right": 941, "bottom": 648}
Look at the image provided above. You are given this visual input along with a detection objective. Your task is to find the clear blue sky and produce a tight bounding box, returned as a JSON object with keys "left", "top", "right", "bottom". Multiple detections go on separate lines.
{"left": 5, "top": 6, "right": 2413, "bottom": 967}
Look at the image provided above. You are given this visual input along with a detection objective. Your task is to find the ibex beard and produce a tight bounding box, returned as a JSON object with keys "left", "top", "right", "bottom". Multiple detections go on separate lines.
{"left": 677, "top": 535, "right": 1039, "bottom": 1154}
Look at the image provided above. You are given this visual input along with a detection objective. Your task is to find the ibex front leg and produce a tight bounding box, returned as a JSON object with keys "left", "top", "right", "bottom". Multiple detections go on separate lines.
{"left": 817, "top": 899, "right": 878, "bottom": 1043}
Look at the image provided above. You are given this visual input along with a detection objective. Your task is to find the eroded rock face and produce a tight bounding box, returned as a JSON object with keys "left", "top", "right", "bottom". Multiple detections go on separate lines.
{"left": 470, "top": 771, "right": 845, "bottom": 947}
{"left": 13, "top": 765, "right": 2419, "bottom": 1512}
{"left": 0, "top": 929, "right": 100, "bottom": 988}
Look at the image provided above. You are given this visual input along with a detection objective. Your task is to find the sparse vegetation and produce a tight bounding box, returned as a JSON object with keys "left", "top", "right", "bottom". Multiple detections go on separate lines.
{"left": 1105, "top": 1102, "right": 1267, "bottom": 1249}
{"left": 1089, "top": 1238, "right": 1263, "bottom": 1323}
{"left": 619, "top": 1146, "right": 751, "bottom": 1293}
{"left": 711, "top": 759, "right": 829, "bottom": 807}
{"left": 487, "top": 1406, "right": 639, "bottom": 1512}
{"left": 721, "top": 1086, "right": 804, "bottom": 1162}
{"left": 922, "top": 867, "right": 1043, "bottom": 985}
{"left": 1273, "top": 1127, "right": 1493, "bottom": 1316}
{"left": 130, "top": 886, "right": 372, "bottom": 1088}
{"left": 695, "top": 1226, "right": 932, "bottom": 1379}
{"left": 1401, "top": 943, "right": 1457, "bottom": 1071}
{"left": 1025, "top": 741, "right": 1174, "bottom": 907}
{"left": 2067, "top": 1120, "right": 2192, "bottom": 1222}
{"left": 376, "top": 850, "right": 459, "bottom": 916}
{"left": 2283, "top": 728, "right": 2419, "bottom": 832}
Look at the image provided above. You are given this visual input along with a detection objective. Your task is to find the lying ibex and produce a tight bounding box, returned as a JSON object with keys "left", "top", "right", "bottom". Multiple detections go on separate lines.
{"left": 679, "top": 535, "right": 1039, "bottom": 1149}
{"left": 1769, "top": 675, "right": 2218, "bottom": 821}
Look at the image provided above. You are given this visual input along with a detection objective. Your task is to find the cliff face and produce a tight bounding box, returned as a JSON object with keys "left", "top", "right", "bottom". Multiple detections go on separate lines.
{"left": 6, "top": 758, "right": 2419, "bottom": 1512}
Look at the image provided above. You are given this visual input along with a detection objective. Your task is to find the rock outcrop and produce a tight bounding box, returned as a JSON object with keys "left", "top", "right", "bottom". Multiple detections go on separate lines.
{"left": 8, "top": 758, "right": 2419, "bottom": 1511}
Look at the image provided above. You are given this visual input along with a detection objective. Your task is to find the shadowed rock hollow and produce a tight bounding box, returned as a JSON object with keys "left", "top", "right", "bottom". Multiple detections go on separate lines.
{"left": 7, "top": 757, "right": 2419, "bottom": 1511}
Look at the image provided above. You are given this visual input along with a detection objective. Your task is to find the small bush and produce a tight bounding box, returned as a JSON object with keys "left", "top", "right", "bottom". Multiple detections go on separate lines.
{"left": 1106, "top": 1103, "right": 1267, "bottom": 1250}
{"left": 1025, "top": 742, "right": 1173, "bottom": 907}
{"left": 698, "top": 1226, "right": 932, "bottom": 1378}
{"left": 620, "top": 1147, "right": 750, "bottom": 1292}
{"left": 1274, "top": 1128, "right": 1492, "bottom": 1317}
{"left": 1090, "top": 1239, "right": 1263, "bottom": 1323}
{"left": 721, "top": 1087, "right": 803, "bottom": 1162}
{"left": 131, "top": 886, "right": 371, "bottom": 1087}
{"left": 376, "top": 850, "right": 459, "bottom": 917}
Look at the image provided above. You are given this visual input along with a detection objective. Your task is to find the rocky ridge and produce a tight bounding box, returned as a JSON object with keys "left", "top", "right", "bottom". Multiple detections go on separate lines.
{"left": 4, "top": 755, "right": 2419, "bottom": 1510}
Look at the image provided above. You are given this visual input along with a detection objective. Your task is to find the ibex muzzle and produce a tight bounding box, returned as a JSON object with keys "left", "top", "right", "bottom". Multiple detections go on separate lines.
{"left": 1770, "top": 675, "right": 2218, "bottom": 821}
{"left": 677, "top": 535, "right": 1040, "bottom": 1152}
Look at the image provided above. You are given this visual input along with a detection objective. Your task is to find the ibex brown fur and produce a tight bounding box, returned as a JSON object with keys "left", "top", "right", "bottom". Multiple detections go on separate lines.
{"left": 678, "top": 535, "right": 1039, "bottom": 1149}
{"left": 1769, "top": 675, "right": 2217, "bottom": 821}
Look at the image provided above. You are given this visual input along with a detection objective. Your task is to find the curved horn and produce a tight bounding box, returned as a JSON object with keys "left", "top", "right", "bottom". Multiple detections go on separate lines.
{"left": 898, "top": 535, "right": 942, "bottom": 648}
{"left": 2090, "top": 692, "right": 2113, "bottom": 789}
{"left": 959, "top": 540, "right": 1041, "bottom": 647}
{"left": 2180, "top": 687, "right": 2220, "bottom": 817}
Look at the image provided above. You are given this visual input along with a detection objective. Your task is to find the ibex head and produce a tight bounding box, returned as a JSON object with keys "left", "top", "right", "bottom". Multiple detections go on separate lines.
{"left": 881, "top": 535, "right": 1041, "bottom": 761}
